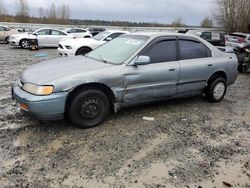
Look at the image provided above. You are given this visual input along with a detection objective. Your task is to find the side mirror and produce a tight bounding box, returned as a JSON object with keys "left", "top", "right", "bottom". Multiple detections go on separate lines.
{"left": 33, "top": 33, "right": 38, "bottom": 36}
{"left": 105, "top": 37, "right": 112, "bottom": 41}
{"left": 133, "top": 55, "right": 151, "bottom": 66}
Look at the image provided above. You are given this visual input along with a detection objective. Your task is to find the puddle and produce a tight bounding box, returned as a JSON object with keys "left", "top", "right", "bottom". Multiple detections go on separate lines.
{"left": 188, "top": 158, "right": 250, "bottom": 188}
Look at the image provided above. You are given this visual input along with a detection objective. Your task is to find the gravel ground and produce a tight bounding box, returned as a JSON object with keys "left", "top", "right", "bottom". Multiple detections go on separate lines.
{"left": 0, "top": 43, "right": 249, "bottom": 188}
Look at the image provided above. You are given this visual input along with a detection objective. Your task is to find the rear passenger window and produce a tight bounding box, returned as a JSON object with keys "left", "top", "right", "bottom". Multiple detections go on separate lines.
{"left": 76, "top": 29, "right": 86, "bottom": 33}
{"left": 179, "top": 40, "right": 211, "bottom": 60}
{"left": 142, "top": 40, "right": 177, "bottom": 63}
{"left": 201, "top": 32, "right": 212, "bottom": 40}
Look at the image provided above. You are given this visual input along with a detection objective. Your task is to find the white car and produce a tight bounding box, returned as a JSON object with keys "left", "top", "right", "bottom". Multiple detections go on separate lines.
{"left": 9, "top": 28, "right": 74, "bottom": 49}
{"left": 0, "top": 25, "right": 19, "bottom": 43}
{"left": 64, "top": 28, "right": 92, "bottom": 38}
{"left": 225, "top": 33, "right": 250, "bottom": 49}
{"left": 58, "top": 30, "right": 129, "bottom": 56}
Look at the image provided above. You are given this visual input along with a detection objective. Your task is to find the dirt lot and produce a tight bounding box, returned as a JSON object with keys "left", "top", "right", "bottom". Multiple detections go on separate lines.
{"left": 0, "top": 43, "right": 249, "bottom": 188}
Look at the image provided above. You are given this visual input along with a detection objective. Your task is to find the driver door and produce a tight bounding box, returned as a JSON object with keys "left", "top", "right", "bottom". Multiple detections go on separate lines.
{"left": 123, "top": 37, "right": 180, "bottom": 104}
{"left": 36, "top": 29, "right": 51, "bottom": 47}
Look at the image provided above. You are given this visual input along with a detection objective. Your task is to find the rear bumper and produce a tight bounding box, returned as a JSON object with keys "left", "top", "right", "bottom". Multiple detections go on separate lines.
{"left": 12, "top": 85, "right": 68, "bottom": 120}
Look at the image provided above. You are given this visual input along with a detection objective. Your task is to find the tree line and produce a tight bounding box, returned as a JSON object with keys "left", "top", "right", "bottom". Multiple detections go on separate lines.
{"left": 0, "top": 0, "right": 249, "bottom": 33}
{"left": 0, "top": 0, "right": 70, "bottom": 24}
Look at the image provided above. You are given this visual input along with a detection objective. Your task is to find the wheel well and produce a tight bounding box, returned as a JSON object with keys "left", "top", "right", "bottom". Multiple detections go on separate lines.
{"left": 19, "top": 38, "right": 28, "bottom": 46}
{"left": 84, "top": 35, "right": 91, "bottom": 38}
{"left": 208, "top": 71, "right": 227, "bottom": 84}
{"left": 65, "top": 83, "right": 116, "bottom": 114}
{"left": 75, "top": 46, "right": 92, "bottom": 55}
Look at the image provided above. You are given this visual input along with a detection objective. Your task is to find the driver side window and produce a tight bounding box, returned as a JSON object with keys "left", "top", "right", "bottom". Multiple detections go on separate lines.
{"left": 141, "top": 39, "right": 177, "bottom": 64}
{"left": 104, "top": 33, "right": 123, "bottom": 41}
{"left": 37, "top": 29, "right": 50, "bottom": 35}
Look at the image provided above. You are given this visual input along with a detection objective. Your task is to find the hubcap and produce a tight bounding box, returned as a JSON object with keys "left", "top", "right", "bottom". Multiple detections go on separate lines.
{"left": 79, "top": 97, "right": 100, "bottom": 120}
{"left": 213, "top": 82, "right": 225, "bottom": 100}
{"left": 22, "top": 40, "right": 29, "bottom": 48}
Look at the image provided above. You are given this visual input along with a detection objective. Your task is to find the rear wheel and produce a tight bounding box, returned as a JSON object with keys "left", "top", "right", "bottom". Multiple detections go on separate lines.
{"left": 206, "top": 77, "right": 227, "bottom": 103}
{"left": 68, "top": 89, "right": 110, "bottom": 128}
{"left": 20, "top": 39, "right": 29, "bottom": 49}
{"left": 75, "top": 47, "right": 92, "bottom": 56}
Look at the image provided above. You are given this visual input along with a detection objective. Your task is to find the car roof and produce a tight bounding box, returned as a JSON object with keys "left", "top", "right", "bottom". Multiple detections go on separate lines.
{"left": 105, "top": 30, "right": 129, "bottom": 34}
{"left": 125, "top": 32, "right": 197, "bottom": 38}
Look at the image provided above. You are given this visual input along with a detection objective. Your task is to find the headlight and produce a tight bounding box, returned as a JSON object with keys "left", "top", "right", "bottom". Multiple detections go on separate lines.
{"left": 65, "top": 45, "right": 72, "bottom": 50}
{"left": 22, "top": 83, "right": 54, "bottom": 96}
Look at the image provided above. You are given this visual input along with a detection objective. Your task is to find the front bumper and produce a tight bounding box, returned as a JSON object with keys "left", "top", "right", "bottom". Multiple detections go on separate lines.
{"left": 9, "top": 39, "right": 20, "bottom": 46}
{"left": 58, "top": 48, "right": 75, "bottom": 57}
{"left": 12, "top": 85, "right": 69, "bottom": 120}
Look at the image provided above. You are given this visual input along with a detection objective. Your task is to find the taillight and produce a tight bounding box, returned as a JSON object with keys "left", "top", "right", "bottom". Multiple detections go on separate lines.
{"left": 238, "top": 38, "right": 246, "bottom": 43}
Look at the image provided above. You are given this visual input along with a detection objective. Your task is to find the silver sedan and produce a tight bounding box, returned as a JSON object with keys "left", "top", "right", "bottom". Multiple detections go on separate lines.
{"left": 12, "top": 33, "right": 238, "bottom": 128}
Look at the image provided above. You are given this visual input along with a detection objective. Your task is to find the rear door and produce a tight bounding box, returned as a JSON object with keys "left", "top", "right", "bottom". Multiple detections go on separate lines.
{"left": 177, "top": 37, "right": 214, "bottom": 93}
{"left": 124, "top": 37, "right": 179, "bottom": 103}
{"left": 50, "top": 30, "right": 68, "bottom": 47}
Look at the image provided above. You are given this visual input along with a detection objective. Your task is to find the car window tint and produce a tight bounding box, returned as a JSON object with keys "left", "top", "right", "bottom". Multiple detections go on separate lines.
{"left": 4, "top": 27, "right": 11, "bottom": 31}
{"left": 142, "top": 40, "right": 177, "bottom": 63}
{"left": 179, "top": 40, "right": 211, "bottom": 60}
{"left": 76, "top": 29, "right": 86, "bottom": 33}
{"left": 68, "top": 29, "right": 75, "bottom": 33}
{"left": 37, "top": 29, "right": 50, "bottom": 35}
{"left": 0, "top": 26, "right": 5, "bottom": 31}
{"left": 201, "top": 32, "right": 212, "bottom": 40}
{"left": 52, "top": 30, "right": 66, "bottom": 35}
{"left": 105, "top": 33, "right": 123, "bottom": 40}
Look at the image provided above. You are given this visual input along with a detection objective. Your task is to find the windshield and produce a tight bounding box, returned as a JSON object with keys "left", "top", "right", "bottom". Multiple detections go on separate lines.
{"left": 86, "top": 35, "right": 149, "bottom": 65}
{"left": 93, "top": 31, "right": 111, "bottom": 41}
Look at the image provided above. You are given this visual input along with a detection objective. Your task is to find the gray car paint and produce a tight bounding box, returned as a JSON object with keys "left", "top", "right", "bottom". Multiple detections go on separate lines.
{"left": 16, "top": 33, "right": 238, "bottom": 118}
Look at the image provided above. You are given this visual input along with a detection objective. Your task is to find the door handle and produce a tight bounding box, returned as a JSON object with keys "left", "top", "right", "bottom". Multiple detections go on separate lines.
{"left": 208, "top": 64, "right": 213, "bottom": 67}
{"left": 169, "top": 68, "right": 175, "bottom": 71}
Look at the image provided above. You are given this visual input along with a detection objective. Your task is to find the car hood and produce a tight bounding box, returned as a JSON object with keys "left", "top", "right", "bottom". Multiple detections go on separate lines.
{"left": 60, "top": 38, "right": 100, "bottom": 46}
{"left": 21, "top": 56, "right": 111, "bottom": 85}
{"left": 11, "top": 32, "right": 35, "bottom": 38}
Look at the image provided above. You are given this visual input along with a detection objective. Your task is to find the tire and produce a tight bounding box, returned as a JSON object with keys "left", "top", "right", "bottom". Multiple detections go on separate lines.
{"left": 5, "top": 36, "right": 10, "bottom": 44}
{"left": 20, "top": 39, "right": 29, "bottom": 49}
{"left": 75, "top": 47, "right": 92, "bottom": 56}
{"left": 238, "top": 64, "right": 244, "bottom": 73}
{"left": 206, "top": 77, "right": 227, "bottom": 103}
{"left": 68, "top": 89, "right": 110, "bottom": 128}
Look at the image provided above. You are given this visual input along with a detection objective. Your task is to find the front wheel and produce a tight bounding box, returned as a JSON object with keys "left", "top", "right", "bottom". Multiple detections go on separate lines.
{"left": 75, "top": 47, "right": 92, "bottom": 56}
{"left": 20, "top": 39, "right": 29, "bottom": 49}
{"left": 68, "top": 89, "right": 110, "bottom": 128}
{"left": 206, "top": 78, "right": 227, "bottom": 103}
{"left": 5, "top": 36, "right": 10, "bottom": 44}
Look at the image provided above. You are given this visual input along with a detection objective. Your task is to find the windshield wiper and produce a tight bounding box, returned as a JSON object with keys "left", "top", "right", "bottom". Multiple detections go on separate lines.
{"left": 99, "top": 55, "right": 109, "bottom": 64}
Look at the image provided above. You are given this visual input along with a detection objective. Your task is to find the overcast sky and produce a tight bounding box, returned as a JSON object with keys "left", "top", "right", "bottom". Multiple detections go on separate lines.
{"left": 2, "top": 0, "right": 215, "bottom": 25}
